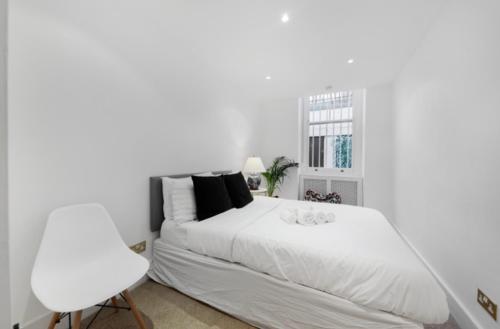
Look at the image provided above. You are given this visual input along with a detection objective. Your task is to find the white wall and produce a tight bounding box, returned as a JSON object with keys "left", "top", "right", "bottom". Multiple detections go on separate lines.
{"left": 8, "top": 2, "right": 259, "bottom": 327}
{"left": 364, "top": 83, "right": 394, "bottom": 220}
{"left": 0, "top": 0, "right": 11, "bottom": 327}
{"left": 393, "top": 1, "right": 500, "bottom": 328}
{"left": 256, "top": 98, "right": 300, "bottom": 199}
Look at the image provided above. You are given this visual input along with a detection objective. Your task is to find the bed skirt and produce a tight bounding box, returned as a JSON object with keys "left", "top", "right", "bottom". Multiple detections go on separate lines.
{"left": 149, "top": 239, "right": 422, "bottom": 329}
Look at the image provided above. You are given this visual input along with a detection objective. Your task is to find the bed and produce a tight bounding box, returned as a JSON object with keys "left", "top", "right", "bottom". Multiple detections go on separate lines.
{"left": 148, "top": 172, "right": 449, "bottom": 329}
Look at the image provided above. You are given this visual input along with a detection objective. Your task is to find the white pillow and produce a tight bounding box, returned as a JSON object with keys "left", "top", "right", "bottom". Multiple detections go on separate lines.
{"left": 161, "top": 173, "right": 212, "bottom": 222}
{"left": 200, "top": 172, "right": 219, "bottom": 176}
{"left": 171, "top": 187, "right": 197, "bottom": 223}
{"left": 162, "top": 177, "right": 192, "bottom": 221}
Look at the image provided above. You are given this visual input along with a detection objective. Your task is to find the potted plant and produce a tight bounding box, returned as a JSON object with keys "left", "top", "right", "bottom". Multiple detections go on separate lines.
{"left": 261, "top": 156, "right": 299, "bottom": 197}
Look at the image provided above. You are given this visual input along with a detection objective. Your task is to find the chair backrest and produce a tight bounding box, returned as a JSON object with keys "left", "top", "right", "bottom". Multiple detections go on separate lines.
{"left": 33, "top": 203, "right": 127, "bottom": 272}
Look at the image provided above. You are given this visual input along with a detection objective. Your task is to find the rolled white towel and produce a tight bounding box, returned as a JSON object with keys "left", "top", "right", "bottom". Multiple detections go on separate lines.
{"left": 297, "top": 208, "right": 316, "bottom": 226}
{"left": 280, "top": 208, "right": 298, "bottom": 224}
{"left": 325, "top": 212, "right": 335, "bottom": 223}
{"left": 281, "top": 207, "right": 335, "bottom": 225}
{"left": 314, "top": 211, "right": 327, "bottom": 224}
{"left": 313, "top": 211, "right": 335, "bottom": 224}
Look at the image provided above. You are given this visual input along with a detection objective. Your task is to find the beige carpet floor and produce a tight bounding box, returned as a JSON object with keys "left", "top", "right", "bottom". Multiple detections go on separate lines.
{"left": 73, "top": 280, "right": 461, "bottom": 329}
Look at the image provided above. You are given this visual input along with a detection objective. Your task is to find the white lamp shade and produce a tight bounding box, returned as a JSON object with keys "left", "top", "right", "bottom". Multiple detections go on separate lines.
{"left": 243, "top": 157, "right": 266, "bottom": 173}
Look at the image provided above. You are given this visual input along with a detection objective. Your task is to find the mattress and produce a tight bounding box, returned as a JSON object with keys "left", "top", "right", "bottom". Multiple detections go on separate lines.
{"left": 160, "top": 196, "right": 449, "bottom": 324}
{"left": 150, "top": 240, "right": 423, "bottom": 329}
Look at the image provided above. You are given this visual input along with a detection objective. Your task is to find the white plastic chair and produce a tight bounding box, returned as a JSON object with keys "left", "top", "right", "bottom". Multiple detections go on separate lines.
{"left": 31, "top": 203, "right": 149, "bottom": 329}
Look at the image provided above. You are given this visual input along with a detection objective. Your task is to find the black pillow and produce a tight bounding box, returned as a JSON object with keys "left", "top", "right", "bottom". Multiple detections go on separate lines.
{"left": 223, "top": 172, "right": 253, "bottom": 208}
{"left": 191, "top": 175, "right": 233, "bottom": 220}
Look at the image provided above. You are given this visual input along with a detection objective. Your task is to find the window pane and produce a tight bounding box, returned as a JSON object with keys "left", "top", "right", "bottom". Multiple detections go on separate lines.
{"left": 335, "top": 135, "right": 352, "bottom": 168}
{"left": 334, "top": 108, "right": 341, "bottom": 120}
{"left": 308, "top": 136, "right": 325, "bottom": 167}
{"left": 342, "top": 108, "right": 349, "bottom": 119}
{"left": 308, "top": 91, "right": 353, "bottom": 169}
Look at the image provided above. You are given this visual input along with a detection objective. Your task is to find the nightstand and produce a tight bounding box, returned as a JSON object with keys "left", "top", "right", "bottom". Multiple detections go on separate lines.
{"left": 249, "top": 188, "right": 267, "bottom": 196}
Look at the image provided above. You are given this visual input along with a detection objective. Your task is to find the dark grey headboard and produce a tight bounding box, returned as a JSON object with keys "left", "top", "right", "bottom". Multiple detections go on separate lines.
{"left": 149, "top": 171, "right": 231, "bottom": 232}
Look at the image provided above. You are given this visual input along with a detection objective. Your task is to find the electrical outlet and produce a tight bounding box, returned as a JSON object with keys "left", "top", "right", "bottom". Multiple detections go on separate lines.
{"left": 129, "top": 240, "right": 146, "bottom": 254}
{"left": 478, "top": 289, "right": 497, "bottom": 321}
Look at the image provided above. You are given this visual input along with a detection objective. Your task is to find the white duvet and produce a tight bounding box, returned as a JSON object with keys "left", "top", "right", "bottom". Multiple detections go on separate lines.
{"left": 186, "top": 197, "right": 449, "bottom": 324}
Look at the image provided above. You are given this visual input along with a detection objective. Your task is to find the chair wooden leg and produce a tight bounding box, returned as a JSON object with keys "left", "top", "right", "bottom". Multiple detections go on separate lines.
{"left": 122, "top": 289, "right": 147, "bottom": 329}
{"left": 47, "top": 312, "right": 60, "bottom": 329}
{"left": 111, "top": 296, "right": 119, "bottom": 313}
{"left": 73, "top": 310, "right": 83, "bottom": 329}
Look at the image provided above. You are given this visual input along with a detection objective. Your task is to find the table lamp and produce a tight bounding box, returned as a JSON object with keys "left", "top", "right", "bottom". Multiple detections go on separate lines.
{"left": 243, "top": 157, "right": 266, "bottom": 190}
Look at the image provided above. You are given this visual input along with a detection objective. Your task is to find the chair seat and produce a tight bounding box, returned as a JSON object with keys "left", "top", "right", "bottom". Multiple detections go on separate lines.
{"left": 32, "top": 247, "right": 149, "bottom": 312}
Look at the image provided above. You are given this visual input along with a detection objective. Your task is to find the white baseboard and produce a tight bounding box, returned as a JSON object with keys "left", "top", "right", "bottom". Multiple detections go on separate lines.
{"left": 20, "top": 275, "right": 149, "bottom": 329}
{"left": 390, "top": 223, "right": 483, "bottom": 329}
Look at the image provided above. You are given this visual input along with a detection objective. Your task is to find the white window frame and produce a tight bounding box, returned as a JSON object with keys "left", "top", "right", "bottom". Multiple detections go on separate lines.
{"left": 299, "top": 89, "right": 365, "bottom": 178}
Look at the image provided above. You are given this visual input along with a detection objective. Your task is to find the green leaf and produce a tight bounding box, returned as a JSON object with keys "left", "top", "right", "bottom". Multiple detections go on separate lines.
{"left": 260, "top": 156, "right": 298, "bottom": 197}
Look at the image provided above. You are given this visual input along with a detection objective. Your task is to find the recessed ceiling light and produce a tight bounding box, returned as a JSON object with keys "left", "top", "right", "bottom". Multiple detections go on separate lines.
{"left": 281, "top": 13, "right": 290, "bottom": 23}
{"left": 265, "top": 76, "right": 272, "bottom": 80}
{"left": 347, "top": 58, "right": 355, "bottom": 64}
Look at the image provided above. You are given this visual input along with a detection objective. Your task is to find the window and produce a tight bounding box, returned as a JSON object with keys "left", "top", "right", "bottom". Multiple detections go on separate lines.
{"left": 301, "top": 90, "right": 364, "bottom": 176}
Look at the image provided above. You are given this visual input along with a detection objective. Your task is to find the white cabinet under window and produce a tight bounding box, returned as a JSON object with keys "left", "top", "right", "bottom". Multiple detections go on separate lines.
{"left": 299, "top": 175, "right": 363, "bottom": 206}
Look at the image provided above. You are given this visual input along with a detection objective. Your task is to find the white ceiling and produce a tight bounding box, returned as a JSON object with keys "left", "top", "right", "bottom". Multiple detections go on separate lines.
{"left": 20, "top": 0, "right": 445, "bottom": 102}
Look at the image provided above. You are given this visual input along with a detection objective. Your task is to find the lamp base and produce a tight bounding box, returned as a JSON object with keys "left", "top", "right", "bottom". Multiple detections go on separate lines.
{"left": 247, "top": 174, "right": 261, "bottom": 190}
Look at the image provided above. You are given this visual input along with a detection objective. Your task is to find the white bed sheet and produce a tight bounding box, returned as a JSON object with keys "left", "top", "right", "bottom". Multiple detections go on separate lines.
{"left": 159, "top": 198, "right": 275, "bottom": 250}
{"left": 150, "top": 239, "right": 423, "bottom": 329}
{"left": 186, "top": 197, "right": 449, "bottom": 324}
{"left": 160, "top": 220, "right": 189, "bottom": 249}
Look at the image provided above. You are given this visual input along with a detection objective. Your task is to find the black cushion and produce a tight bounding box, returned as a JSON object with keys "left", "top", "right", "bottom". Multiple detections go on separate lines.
{"left": 223, "top": 172, "right": 254, "bottom": 208}
{"left": 192, "top": 175, "right": 233, "bottom": 220}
